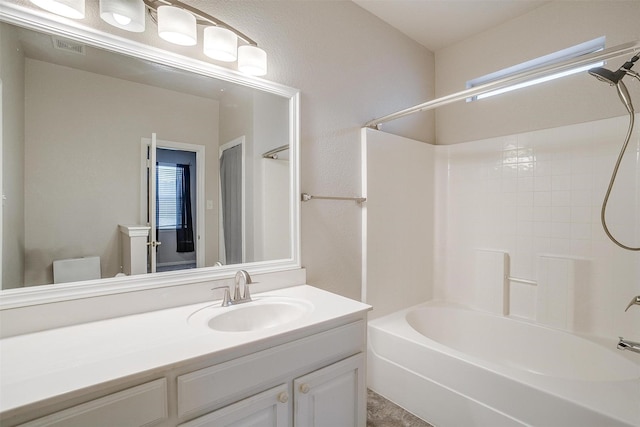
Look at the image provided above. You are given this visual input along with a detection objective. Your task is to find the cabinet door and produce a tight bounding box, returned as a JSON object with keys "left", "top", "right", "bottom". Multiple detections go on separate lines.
{"left": 178, "top": 384, "right": 290, "bottom": 427}
{"left": 294, "top": 353, "right": 365, "bottom": 427}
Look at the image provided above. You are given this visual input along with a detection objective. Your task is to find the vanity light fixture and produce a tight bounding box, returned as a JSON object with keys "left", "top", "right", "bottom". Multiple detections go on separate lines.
{"left": 99, "top": 0, "right": 145, "bottom": 32}
{"left": 30, "top": 0, "right": 85, "bottom": 19}
{"left": 143, "top": 0, "right": 267, "bottom": 75}
{"left": 32, "top": 0, "right": 268, "bottom": 76}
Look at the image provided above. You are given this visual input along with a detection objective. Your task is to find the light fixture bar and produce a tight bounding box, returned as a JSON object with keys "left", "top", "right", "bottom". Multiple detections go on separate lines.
{"left": 142, "top": 0, "right": 257, "bottom": 46}
{"left": 365, "top": 40, "right": 640, "bottom": 129}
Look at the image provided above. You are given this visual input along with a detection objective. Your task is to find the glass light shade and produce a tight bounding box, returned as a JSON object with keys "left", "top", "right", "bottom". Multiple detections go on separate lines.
{"left": 238, "top": 45, "right": 267, "bottom": 76}
{"left": 203, "top": 26, "right": 238, "bottom": 62}
{"left": 30, "top": 0, "right": 85, "bottom": 19}
{"left": 100, "top": 0, "right": 145, "bottom": 32}
{"left": 157, "top": 5, "right": 197, "bottom": 46}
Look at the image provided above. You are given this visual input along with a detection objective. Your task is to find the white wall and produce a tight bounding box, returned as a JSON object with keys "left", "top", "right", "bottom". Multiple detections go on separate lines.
{"left": 252, "top": 92, "right": 290, "bottom": 262}
{"left": 435, "top": 115, "right": 640, "bottom": 340}
{"left": 435, "top": 1, "right": 640, "bottom": 145}
{"left": 24, "top": 59, "right": 219, "bottom": 285}
{"left": 0, "top": 22, "right": 25, "bottom": 289}
{"left": 217, "top": 90, "right": 290, "bottom": 264}
{"left": 260, "top": 158, "right": 291, "bottom": 261}
{"left": 363, "top": 129, "right": 435, "bottom": 319}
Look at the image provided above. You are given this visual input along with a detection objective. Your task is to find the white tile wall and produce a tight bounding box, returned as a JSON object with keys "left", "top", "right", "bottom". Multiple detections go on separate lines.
{"left": 435, "top": 114, "right": 640, "bottom": 340}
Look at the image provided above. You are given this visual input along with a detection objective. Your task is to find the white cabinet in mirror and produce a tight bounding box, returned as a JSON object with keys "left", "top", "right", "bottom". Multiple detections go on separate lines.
{"left": 0, "top": 1, "right": 300, "bottom": 307}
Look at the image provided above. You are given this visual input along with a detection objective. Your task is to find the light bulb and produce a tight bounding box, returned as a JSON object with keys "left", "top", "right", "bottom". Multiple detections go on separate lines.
{"left": 157, "top": 5, "right": 197, "bottom": 46}
{"left": 238, "top": 45, "right": 267, "bottom": 76}
{"left": 204, "top": 27, "right": 238, "bottom": 62}
{"left": 99, "top": 0, "right": 145, "bottom": 32}
{"left": 113, "top": 13, "right": 131, "bottom": 26}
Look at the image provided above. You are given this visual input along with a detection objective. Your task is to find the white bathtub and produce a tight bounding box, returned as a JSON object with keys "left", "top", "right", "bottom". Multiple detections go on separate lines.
{"left": 368, "top": 301, "right": 640, "bottom": 427}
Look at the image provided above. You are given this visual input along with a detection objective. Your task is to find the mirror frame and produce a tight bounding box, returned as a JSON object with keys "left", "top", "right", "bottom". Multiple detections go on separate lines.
{"left": 0, "top": 2, "right": 301, "bottom": 309}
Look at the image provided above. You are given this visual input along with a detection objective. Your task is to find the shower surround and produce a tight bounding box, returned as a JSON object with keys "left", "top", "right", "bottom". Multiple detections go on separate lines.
{"left": 434, "top": 113, "right": 640, "bottom": 340}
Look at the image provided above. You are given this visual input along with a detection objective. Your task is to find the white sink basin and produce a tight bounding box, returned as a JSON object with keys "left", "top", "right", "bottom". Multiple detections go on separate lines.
{"left": 188, "top": 297, "right": 314, "bottom": 332}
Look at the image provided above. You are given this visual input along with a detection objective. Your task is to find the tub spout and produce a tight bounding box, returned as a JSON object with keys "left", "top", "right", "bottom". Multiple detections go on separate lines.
{"left": 618, "top": 337, "right": 640, "bottom": 354}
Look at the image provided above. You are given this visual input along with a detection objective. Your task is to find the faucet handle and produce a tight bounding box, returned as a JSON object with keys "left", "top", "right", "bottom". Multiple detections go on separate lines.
{"left": 212, "top": 286, "right": 232, "bottom": 307}
{"left": 624, "top": 296, "right": 640, "bottom": 312}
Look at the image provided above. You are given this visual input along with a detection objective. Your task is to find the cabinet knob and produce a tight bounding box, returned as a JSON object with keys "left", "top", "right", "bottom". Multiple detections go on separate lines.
{"left": 299, "top": 383, "right": 310, "bottom": 394}
{"left": 277, "top": 391, "right": 289, "bottom": 403}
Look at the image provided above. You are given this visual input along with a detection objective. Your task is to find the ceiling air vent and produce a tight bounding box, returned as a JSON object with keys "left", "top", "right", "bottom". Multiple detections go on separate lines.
{"left": 52, "top": 37, "right": 86, "bottom": 55}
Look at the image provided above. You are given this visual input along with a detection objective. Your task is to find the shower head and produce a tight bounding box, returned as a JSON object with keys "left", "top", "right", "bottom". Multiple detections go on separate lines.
{"left": 588, "top": 53, "right": 640, "bottom": 85}
{"left": 588, "top": 66, "right": 626, "bottom": 84}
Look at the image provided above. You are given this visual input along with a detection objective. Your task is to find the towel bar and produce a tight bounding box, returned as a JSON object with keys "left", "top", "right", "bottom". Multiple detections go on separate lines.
{"left": 301, "top": 193, "right": 366, "bottom": 204}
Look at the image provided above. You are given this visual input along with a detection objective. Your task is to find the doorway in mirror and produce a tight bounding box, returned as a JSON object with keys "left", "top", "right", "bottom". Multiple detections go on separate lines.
{"left": 142, "top": 137, "right": 206, "bottom": 274}
{"left": 156, "top": 148, "right": 197, "bottom": 272}
{"left": 219, "top": 137, "right": 246, "bottom": 266}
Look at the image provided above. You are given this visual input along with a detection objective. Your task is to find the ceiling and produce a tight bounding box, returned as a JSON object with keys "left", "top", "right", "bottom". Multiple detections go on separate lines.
{"left": 353, "top": 0, "right": 550, "bottom": 52}
{"left": 14, "top": 24, "right": 253, "bottom": 102}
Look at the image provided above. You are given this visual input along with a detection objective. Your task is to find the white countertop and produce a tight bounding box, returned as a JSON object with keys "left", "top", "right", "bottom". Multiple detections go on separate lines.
{"left": 0, "top": 285, "right": 371, "bottom": 414}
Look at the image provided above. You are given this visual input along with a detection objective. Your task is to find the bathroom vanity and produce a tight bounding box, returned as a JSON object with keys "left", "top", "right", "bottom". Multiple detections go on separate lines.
{"left": 0, "top": 285, "right": 371, "bottom": 426}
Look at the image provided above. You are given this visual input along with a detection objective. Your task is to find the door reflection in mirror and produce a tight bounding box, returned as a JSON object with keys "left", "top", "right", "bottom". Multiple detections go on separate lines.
{"left": 219, "top": 138, "right": 245, "bottom": 265}
{"left": 155, "top": 148, "right": 197, "bottom": 272}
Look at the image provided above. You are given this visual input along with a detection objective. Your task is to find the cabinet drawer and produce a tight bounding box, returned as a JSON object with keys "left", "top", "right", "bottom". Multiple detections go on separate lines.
{"left": 177, "top": 320, "right": 364, "bottom": 418}
{"left": 19, "top": 378, "right": 168, "bottom": 427}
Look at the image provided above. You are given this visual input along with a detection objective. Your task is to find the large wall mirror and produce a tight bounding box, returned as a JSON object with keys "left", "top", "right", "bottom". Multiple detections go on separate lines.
{"left": 0, "top": 4, "right": 300, "bottom": 304}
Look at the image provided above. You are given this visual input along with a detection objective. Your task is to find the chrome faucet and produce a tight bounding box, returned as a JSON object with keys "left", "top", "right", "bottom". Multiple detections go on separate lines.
{"left": 211, "top": 270, "right": 253, "bottom": 307}
{"left": 625, "top": 296, "right": 640, "bottom": 312}
{"left": 233, "top": 270, "right": 253, "bottom": 303}
{"left": 618, "top": 337, "right": 640, "bottom": 354}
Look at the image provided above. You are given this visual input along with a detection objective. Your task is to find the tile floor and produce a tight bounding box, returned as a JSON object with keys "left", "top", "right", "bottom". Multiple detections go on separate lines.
{"left": 366, "top": 389, "right": 434, "bottom": 427}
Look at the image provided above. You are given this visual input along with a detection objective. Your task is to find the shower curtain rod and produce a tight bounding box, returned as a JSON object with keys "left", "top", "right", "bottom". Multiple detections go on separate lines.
{"left": 365, "top": 40, "right": 640, "bottom": 129}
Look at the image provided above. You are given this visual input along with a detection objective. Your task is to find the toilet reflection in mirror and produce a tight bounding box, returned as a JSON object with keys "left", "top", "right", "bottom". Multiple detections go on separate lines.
{"left": 0, "top": 21, "right": 292, "bottom": 289}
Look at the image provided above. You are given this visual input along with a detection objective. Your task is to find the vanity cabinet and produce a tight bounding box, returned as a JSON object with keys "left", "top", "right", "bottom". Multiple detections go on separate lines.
{"left": 180, "top": 353, "right": 365, "bottom": 427}
{"left": 177, "top": 321, "right": 366, "bottom": 427}
{"left": 3, "top": 282, "right": 371, "bottom": 427}
{"left": 9, "top": 318, "right": 366, "bottom": 427}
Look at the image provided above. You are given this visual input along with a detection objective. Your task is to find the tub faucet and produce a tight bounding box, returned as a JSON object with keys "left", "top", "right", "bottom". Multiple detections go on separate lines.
{"left": 624, "top": 296, "right": 640, "bottom": 312}
{"left": 618, "top": 337, "right": 640, "bottom": 354}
